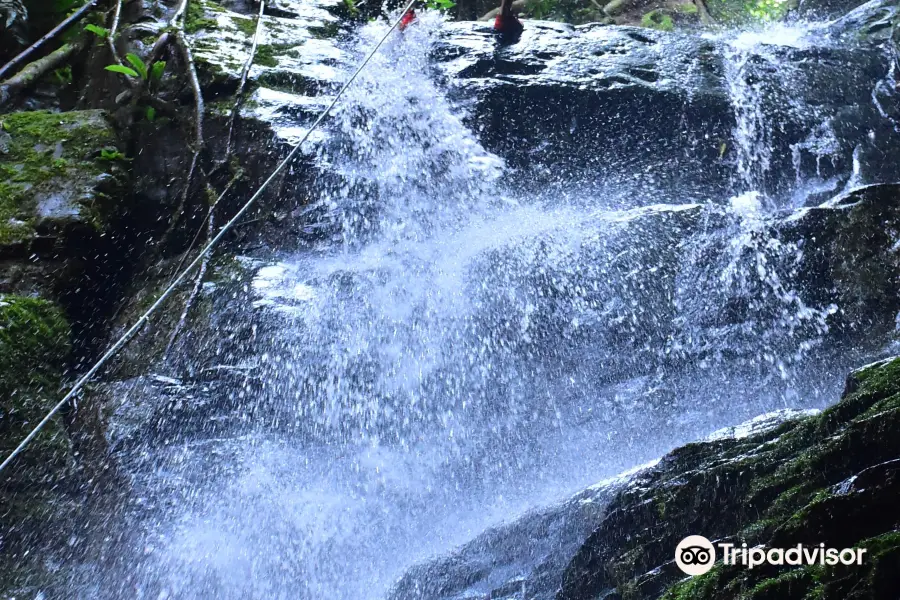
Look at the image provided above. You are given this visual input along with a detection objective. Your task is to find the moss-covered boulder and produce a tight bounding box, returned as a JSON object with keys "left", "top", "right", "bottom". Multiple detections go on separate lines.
{"left": 0, "top": 294, "right": 75, "bottom": 593}
{"left": 556, "top": 356, "right": 900, "bottom": 599}
{"left": 0, "top": 110, "right": 124, "bottom": 255}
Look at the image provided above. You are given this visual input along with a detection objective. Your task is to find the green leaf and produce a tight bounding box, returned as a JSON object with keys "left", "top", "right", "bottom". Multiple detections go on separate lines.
{"left": 84, "top": 24, "right": 109, "bottom": 38}
{"left": 150, "top": 61, "right": 167, "bottom": 82}
{"left": 426, "top": 0, "right": 455, "bottom": 9}
{"left": 146, "top": 107, "right": 157, "bottom": 122}
{"left": 125, "top": 53, "right": 149, "bottom": 80}
{"left": 105, "top": 64, "right": 140, "bottom": 77}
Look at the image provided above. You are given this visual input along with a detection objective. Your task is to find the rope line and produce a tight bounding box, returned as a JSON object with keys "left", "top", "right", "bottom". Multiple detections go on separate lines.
{"left": 0, "top": 0, "right": 418, "bottom": 476}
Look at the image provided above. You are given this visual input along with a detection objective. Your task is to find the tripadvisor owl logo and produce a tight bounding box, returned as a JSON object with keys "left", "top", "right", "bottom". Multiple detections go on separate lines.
{"left": 675, "top": 535, "right": 716, "bottom": 575}
{"left": 675, "top": 535, "right": 869, "bottom": 576}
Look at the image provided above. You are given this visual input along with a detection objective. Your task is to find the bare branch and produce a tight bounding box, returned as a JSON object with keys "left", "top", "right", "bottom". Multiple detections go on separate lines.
{"left": 158, "top": 30, "right": 205, "bottom": 248}
{"left": 174, "top": 30, "right": 204, "bottom": 147}
{"left": 0, "top": 0, "right": 100, "bottom": 81}
{"left": 220, "top": 0, "right": 266, "bottom": 162}
{"left": 0, "top": 38, "right": 85, "bottom": 108}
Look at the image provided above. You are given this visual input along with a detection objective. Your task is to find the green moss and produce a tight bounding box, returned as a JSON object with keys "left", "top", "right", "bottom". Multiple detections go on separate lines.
{"left": 0, "top": 296, "right": 69, "bottom": 395}
{"left": 642, "top": 10, "right": 674, "bottom": 31}
{"left": 310, "top": 21, "right": 342, "bottom": 39}
{"left": 0, "top": 110, "right": 118, "bottom": 246}
{"left": 253, "top": 44, "right": 300, "bottom": 68}
{"left": 185, "top": 0, "right": 219, "bottom": 34}
{"left": 254, "top": 44, "right": 279, "bottom": 68}
{"left": 232, "top": 15, "right": 258, "bottom": 37}
{"left": 0, "top": 295, "right": 75, "bottom": 593}
{"left": 661, "top": 562, "right": 727, "bottom": 600}
{"left": 0, "top": 295, "right": 72, "bottom": 484}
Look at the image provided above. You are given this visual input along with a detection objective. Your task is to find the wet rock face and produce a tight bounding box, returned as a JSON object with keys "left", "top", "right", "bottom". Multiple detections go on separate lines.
{"left": 558, "top": 356, "right": 900, "bottom": 600}
{"left": 777, "top": 183, "right": 900, "bottom": 350}
{"left": 388, "top": 470, "right": 640, "bottom": 600}
{"left": 431, "top": 3, "right": 899, "bottom": 199}
{"left": 432, "top": 22, "right": 733, "bottom": 191}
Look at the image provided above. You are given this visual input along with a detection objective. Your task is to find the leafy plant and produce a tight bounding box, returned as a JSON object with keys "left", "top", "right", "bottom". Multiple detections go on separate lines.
{"left": 99, "top": 147, "right": 130, "bottom": 161}
{"left": 53, "top": 66, "right": 73, "bottom": 85}
{"left": 525, "top": 0, "right": 556, "bottom": 19}
{"left": 126, "top": 53, "right": 149, "bottom": 79}
{"left": 106, "top": 64, "right": 140, "bottom": 77}
{"left": 84, "top": 24, "right": 109, "bottom": 38}
{"left": 747, "top": 0, "right": 790, "bottom": 21}
{"left": 105, "top": 53, "right": 166, "bottom": 83}
{"left": 104, "top": 54, "right": 167, "bottom": 122}
{"left": 426, "top": 0, "right": 456, "bottom": 9}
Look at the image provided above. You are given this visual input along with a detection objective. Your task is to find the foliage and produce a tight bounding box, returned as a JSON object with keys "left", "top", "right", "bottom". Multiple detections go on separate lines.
{"left": 343, "top": 0, "right": 359, "bottom": 17}
{"left": 525, "top": 0, "right": 557, "bottom": 19}
{"left": 105, "top": 53, "right": 166, "bottom": 85}
{"left": 641, "top": 9, "right": 674, "bottom": 31}
{"left": 84, "top": 24, "right": 109, "bottom": 38}
{"left": 746, "top": 0, "right": 791, "bottom": 21}
{"left": 99, "top": 147, "right": 129, "bottom": 161}
{"left": 426, "top": 0, "right": 456, "bottom": 10}
{"left": 53, "top": 66, "right": 73, "bottom": 86}
{"left": 707, "top": 0, "right": 793, "bottom": 23}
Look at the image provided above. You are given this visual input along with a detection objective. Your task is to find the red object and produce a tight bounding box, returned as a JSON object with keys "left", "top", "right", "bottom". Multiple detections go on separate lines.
{"left": 493, "top": 13, "right": 524, "bottom": 38}
{"left": 399, "top": 9, "right": 417, "bottom": 31}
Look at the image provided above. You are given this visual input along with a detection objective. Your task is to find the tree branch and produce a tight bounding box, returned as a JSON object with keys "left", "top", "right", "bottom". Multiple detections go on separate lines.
{"left": 220, "top": 0, "right": 265, "bottom": 163}
{"left": 0, "top": 0, "right": 101, "bottom": 81}
{"left": 0, "top": 38, "right": 86, "bottom": 108}
{"left": 158, "top": 30, "right": 205, "bottom": 248}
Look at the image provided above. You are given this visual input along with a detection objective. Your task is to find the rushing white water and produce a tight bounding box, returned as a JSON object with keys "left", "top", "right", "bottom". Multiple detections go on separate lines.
{"left": 70, "top": 10, "right": 887, "bottom": 600}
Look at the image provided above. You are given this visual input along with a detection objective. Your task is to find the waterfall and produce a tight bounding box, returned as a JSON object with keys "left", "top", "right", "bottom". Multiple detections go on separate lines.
{"left": 69, "top": 8, "right": 892, "bottom": 600}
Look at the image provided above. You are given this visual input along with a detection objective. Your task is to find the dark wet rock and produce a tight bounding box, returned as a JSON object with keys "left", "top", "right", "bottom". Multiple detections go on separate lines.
{"left": 432, "top": 2, "right": 899, "bottom": 198}
{"left": 433, "top": 21, "right": 733, "bottom": 190}
{"left": 555, "top": 356, "right": 900, "bottom": 599}
{"left": 388, "top": 465, "right": 648, "bottom": 600}
{"left": 387, "top": 410, "right": 813, "bottom": 600}
{"left": 777, "top": 183, "right": 900, "bottom": 350}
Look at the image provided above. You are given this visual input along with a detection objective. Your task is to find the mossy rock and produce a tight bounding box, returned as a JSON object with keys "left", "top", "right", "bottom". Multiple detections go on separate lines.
{"left": 559, "top": 357, "right": 900, "bottom": 599}
{"left": 0, "top": 110, "right": 123, "bottom": 251}
{"left": 0, "top": 294, "right": 72, "bottom": 483}
{"left": 0, "top": 294, "right": 73, "bottom": 535}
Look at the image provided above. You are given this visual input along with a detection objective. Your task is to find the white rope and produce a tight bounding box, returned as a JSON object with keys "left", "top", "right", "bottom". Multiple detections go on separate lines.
{"left": 0, "top": 0, "right": 418, "bottom": 476}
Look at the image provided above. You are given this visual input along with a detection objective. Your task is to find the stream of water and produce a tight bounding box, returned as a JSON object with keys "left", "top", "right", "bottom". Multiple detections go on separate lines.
{"left": 72, "top": 9, "right": 892, "bottom": 599}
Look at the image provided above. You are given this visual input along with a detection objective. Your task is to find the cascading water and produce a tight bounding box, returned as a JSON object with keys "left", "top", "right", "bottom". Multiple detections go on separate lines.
{"left": 70, "top": 6, "right": 894, "bottom": 600}
{"left": 718, "top": 1, "right": 900, "bottom": 203}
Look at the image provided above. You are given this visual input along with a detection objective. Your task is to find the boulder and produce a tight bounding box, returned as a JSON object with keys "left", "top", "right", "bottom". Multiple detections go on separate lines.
{"left": 559, "top": 356, "right": 900, "bottom": 600}
{"left": 0, "top": 110, "right": 124, "bottom": 259}
{"left": 431, "top": 2, "right": 900, "bottom": 199}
